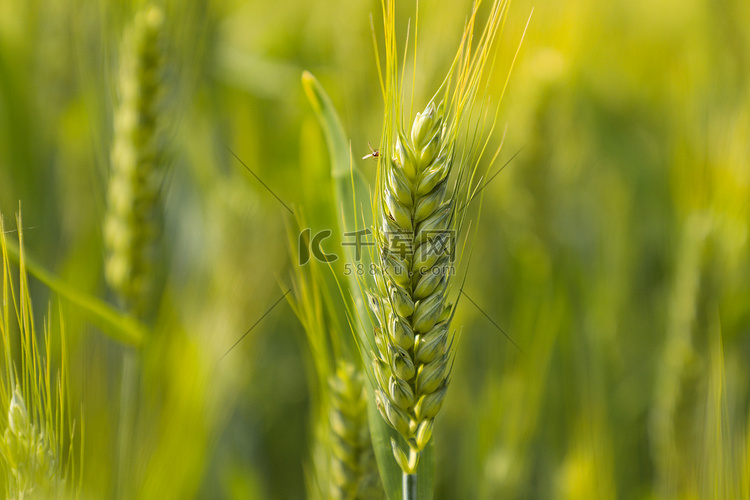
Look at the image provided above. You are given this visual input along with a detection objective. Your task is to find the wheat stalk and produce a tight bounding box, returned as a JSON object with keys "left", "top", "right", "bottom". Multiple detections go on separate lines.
{"left": 104, "top": 4, "right": 166, "bottom": 317}
{"left": 103, "top": 6, "right": 167, "bottom": 495}
{"left": 366, "top": 0, "right": 511, "bottom": 484}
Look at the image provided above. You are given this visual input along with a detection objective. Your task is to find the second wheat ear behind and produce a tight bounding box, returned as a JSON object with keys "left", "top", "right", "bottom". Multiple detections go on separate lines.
{"left": 104, "top": 5, "right": 166, "bottom": 318}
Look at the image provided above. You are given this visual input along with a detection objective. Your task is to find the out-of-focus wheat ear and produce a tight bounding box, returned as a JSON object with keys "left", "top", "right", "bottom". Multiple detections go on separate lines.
{"left": 0, "top": 385, "right": 61, "bottom": 497}
{"left": 329, "top": 361, "right": 384, "bottom": 500}
{"left": 104, "top": 4, "right": 166, "bottom": 318}
{"left": 0, "top": 213, "right": 79, "bottom": 498}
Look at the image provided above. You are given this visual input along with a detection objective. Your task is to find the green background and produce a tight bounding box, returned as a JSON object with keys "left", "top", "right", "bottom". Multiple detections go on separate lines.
{"left": 1, "top": 0, "right": 749, "bottom": 498}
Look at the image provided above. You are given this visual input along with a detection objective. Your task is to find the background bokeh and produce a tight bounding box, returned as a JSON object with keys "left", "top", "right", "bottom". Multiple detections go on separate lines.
{"left": 1, "top": 0, "right": 749, "bottom": 498}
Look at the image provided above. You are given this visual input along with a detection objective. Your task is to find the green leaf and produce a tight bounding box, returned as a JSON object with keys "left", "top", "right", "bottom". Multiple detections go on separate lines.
{"left": 416, "top": 442, "right": 435, "bottom": 500}
{"left": 301, "top": 71, "right": 375, "bottom": 349}
{"left": 4, "top": 238, "right": 146, "bottom": 347}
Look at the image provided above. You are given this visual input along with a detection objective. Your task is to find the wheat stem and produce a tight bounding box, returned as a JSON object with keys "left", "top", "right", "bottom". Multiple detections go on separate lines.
{"left": 402, "top": 472, "right": 417, "bottom": 500}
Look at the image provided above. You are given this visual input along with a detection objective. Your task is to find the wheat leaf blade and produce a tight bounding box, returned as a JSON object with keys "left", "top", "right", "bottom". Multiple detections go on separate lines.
{"left": 3, "top": 239, "right": 146, "bottom": 346}
{"left": 301, "top": 71, "right": 375, "bottom": 355}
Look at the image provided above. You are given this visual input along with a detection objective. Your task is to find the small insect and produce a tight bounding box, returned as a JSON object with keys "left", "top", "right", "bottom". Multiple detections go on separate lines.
{"left": 362, "top": 142, "right": 380, "bottom": 160}
{"left": 379, "top": 245, "right": 390, "bottom": 262}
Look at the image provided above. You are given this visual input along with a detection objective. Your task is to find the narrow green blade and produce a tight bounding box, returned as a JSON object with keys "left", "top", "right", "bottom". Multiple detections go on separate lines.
{"left": 301, "top": 71, "right": 373, "bottom": 344}
{"left": 4, "top": 239, "right": 146, "bottom": 346}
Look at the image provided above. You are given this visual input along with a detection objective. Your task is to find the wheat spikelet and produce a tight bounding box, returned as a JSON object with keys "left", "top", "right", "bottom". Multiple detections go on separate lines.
{"left": 328, "top": 362, "right": 382, "bottom": 500}
{"left": 104, "top": 4, "right": 166, "bottom": 316}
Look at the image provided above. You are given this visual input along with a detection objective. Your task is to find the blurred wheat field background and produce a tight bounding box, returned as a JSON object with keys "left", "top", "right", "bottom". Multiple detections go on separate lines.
{"left": 0, "top": 0, "right": 749, "bottom": 498}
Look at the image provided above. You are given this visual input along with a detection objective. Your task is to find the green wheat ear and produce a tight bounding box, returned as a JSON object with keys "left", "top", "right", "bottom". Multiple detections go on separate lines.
{"left": 329, "top": 361, "right": 383, "bottom": 500}
{"left": 104, "top": 4, "right": 166, "bottom": 317}
{"left": 1, "top": 386, "right": 60, "bottom": 497}
{"left": 369, "top": 102, "right": 452, "bottom": 475}
{"left": 0, "top": 213, "right": 79, "bottom": 499}
{"left": 366, "top": 0, "right": 512, "bottom": 477}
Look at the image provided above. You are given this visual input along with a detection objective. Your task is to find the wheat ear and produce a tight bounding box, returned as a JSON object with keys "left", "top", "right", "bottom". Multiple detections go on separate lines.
{"left": 0, "top": 213, "right": 78, "bottom": 499}
{"left": 367, "top": 0, "right": 510, "bottom": 480}
{"left": 104, "top": 6, "right": 166, "bottom": 495}
{"left": 104, "top": 4, "right": 166, "bottom": 316}
{"left": 1, "top": 386, "right": 61, "bottom": 497}
{"left": 328, "top": 362, "right": 383, "bottom": 500}
{"left": 368, "top": 102, "right": 455, "bottom": 475}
